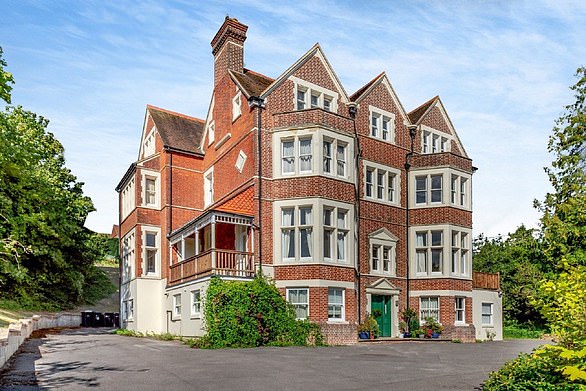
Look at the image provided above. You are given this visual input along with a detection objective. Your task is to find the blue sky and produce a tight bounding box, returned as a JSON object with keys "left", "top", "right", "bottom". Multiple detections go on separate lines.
{"left": 1, "top": 0, "right": 585, "bottom": 237}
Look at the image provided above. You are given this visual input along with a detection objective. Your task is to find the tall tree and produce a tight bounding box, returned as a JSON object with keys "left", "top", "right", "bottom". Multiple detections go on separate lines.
{"left": 0, "top": 46, "right": 102, "bottom": 308}
{"left": 535, "top": 67, "right": 586, "bottom": 262}
{"left": 473, "top": 226, "right": 549, "bottom": 327}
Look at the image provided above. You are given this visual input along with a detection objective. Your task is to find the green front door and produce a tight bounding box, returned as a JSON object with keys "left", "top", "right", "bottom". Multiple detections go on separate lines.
{"left": 371, "top": 295, "right": 392, "bottom": 337}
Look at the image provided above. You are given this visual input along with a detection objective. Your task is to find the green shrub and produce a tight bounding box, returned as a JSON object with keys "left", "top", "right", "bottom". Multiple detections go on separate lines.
{"left": 483, "top": 346, "right": 586, "bottom": 390}
{"left": 504, "top": 324, "right": 545, "bottom": 339}
{"left": 202, "top": 275, "right": 323, "bottom": 348}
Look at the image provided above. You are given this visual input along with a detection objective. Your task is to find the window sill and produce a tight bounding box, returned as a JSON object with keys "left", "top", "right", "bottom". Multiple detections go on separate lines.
{"left": 363, "top": 197, "right": 400, "bottom": 207}
{"left": 327, "top": 320, "right": 348, "bottom": 324}
{"left": 482, "top": 324, "right": 494, "bottom": 328}
{"left": 190, "top": 315, "right": 201, "bottom": 320}
{"left": 367, "top": 135, "right": 395, "bottom": 145}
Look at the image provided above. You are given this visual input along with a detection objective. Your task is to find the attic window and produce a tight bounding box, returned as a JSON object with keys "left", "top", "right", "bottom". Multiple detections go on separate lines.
{"left": 422, "top": 127, "right": 450, "bottom": 154}
{"left": 207, "top": 121, "right": 215, "bottom": 146}
{"left": 232, "top": 92, "right": 242, "bottom": 121}
{"left": 143, "top": 127, "right": 156, "bottom": 158}
{"left": 292, "top": 77, "right": 338, "bottom": 113}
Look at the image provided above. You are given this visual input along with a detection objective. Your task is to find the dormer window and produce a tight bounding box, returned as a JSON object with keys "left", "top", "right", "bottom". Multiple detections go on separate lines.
{"left": 292, "top": 77, "right": 338, "bottom": 112}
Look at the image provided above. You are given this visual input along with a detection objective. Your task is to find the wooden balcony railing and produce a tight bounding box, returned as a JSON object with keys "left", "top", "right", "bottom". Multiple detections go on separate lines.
{"left": 472, "top": 271, "right": 500, "bottom": 290}
{"left": 169, "top": 249, "right": 255, "bottom": 285}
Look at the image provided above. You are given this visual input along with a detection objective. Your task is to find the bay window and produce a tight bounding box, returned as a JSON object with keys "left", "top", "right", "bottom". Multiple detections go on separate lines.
{"left": 276, "top": 199, "right": 353, "bottom": 265}
{"left": 412, "top": 225, "right": 472, "bottom": 278}
{"left": 363, "top": 161, "right": 400, "bottom": 205}
{"left": 274, "top": 129, "right": 353, "bottom": 181}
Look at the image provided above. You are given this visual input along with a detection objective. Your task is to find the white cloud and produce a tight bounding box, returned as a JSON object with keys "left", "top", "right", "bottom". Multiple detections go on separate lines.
{"left": 2, "top": 0, "right": 584, "bottom": 236}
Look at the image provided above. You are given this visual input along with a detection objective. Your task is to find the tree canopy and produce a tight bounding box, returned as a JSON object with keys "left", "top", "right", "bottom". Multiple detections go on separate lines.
{"left": 0, "top": 46, "right": 108, "bottom": 309}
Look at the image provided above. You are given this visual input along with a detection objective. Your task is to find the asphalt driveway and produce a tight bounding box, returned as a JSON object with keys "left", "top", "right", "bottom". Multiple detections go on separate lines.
{"left": 0, "top": 328, "right": 545, "bottom": 391}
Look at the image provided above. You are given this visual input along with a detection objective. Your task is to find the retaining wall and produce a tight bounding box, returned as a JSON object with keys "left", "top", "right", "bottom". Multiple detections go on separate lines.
{"left": 0, "top": 313, "right": 81, "bottom": 368}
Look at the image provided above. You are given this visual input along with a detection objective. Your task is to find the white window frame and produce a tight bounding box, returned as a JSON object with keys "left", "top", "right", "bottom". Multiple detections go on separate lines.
{"left": 124, "top": 299, "right": 134, "bottom": 321}
{"left": 142, "top": 126, "right": 156, "bottom": 158}
{"left": 273, "top": 128, "right": 354, "bottom": 182}
{"left": 142, "top": 226, "right": 161, "bottom": 277}
{"left": 173, "top": 293, "right": 182, "bottom": 319}
{"left": 232, "top": 91, "right": 242, "bottom": 122}
{"left": 328, "top": 287, "right": 345, "bottom": 322}
{"left": 455, "top": 297, "right": 465, "bottom": 325}
{"left": 370, "top": 241, "right": 397, "bottom": 276}
{"left": 410, "top": 168, "right": 471, "bottom": 210}
{"left": 411, "top": 225, "right": 472, "bottom": 279}
{"left": 121, "top": 230, "right": 135, "bottom": 283}
{"left": 274, "top": 198, "right": 354, "bottom": 266}
{"left": 204, "top": 167, "right": 214, "bottom": 207}
{"left": 141, "top": 171, "right": 160, "bottom": 209}
{"left": 235, "top": 150, "right": 247, "bottom": 173}
{"left": 191, "top": 290, "right": 201, "bottom": 318}
{"left": 322, "top": 206, "right": 349, "bottom": 263}
{"left": 451, "top": 174, "right": 470, "bottom": 209}
{"left": 121, "top": 176, "right": 136, "bottom": 220}
{"left": 482, "top": 302, "right": 494, "bottom": 326}
{"left": 363, "top": 161, "right": 401, "bottom": 206}
{"left": 292, "top": 77, "right": 338, "bottom": 113}
{"left": 323, "top": 137, "right": 348, "bottom": 179}
{"left": 421, "top": 125, "right": 451, "bottom": 154}
{"left": 420, "top": 296, "right": 440, "bottom": 323}
{"left": 369, "top": 106, "right": 396, "bottom": 144}
{"left": 287, "top": 288, "right": 309, "bottom": 320}
{"left": 451, "top": 230, "right": 470, "bottom": 277}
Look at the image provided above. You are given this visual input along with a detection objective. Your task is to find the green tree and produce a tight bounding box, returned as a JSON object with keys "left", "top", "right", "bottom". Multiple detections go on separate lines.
{"left": 473, "top": 226, "right": 550, "bottom": 327}
{"left": 0, "top": 46, "right": 108, "bottom": 308}
{"left": 535, "top": 67, "right": 586, "bottom": 262}
{"left": 0, "top": 47, "right": 13, "bottom": 104}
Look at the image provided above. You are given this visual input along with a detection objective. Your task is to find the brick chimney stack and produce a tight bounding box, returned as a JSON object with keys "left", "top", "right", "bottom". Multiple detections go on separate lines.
{"left": 211, "top": 16, "right": 248, "bottom": 86}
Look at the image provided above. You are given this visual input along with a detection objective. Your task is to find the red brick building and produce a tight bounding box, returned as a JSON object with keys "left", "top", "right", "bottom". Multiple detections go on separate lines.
{"left": 116, "top": 17, "right": 502, "bottom": 343}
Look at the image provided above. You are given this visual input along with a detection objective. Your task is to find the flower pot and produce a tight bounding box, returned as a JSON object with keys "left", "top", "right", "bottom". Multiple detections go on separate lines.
{"left": 403, "top": 332, "right": 411, "bottom": 338}
{"left": 432, "top": 332, "right": 440, "bottom": 339}
{"left": 358, "top": 331, "right": 369, "bottom": 340}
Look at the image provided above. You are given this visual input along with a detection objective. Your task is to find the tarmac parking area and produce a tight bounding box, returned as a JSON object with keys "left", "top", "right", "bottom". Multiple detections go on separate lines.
{"left": 0, "top": 328, "right": 545, "bottom": 391}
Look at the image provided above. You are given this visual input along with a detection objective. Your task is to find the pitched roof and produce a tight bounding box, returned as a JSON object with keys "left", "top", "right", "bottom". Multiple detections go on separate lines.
{"left": 230, "top": 68, "right": 274, "bottom": 99}
{"left": 147, "top": 105, "right": 205, "bottom": 154}
{"left": 407, "top": 95, "right": 439, "bottom": 125}
{"left": 350, "top": 72, "right": 385, "bottom": 102}
{"left": 216, "top": 185, "right": 254, "bottom": 216}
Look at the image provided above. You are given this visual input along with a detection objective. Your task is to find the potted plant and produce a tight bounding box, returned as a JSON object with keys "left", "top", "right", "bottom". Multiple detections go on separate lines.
{"left": 357, "top": 315, "right": 379, "bottom": 339}
{"left": 402, "top": 308, "right": 418, "bottom": 338}
{"left": 422, "top": 316, "right": 443, "bottom": 338}
{"left": 399, "top": 321, "right": 408, "bottom": 338}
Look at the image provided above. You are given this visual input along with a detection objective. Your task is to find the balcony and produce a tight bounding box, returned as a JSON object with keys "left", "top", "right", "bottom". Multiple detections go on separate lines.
{"left": 168, "top": 210, "right": 256, "bottom": 286}
{"left": 169, "top": 249, "right": 255, "bottom": 285}
{"left": 472, "top": 271, "right": 500, "bottom": 291}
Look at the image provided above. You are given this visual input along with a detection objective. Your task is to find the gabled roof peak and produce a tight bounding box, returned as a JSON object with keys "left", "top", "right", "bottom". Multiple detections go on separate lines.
{"left": 407, "top": 95, "right": 439, "bottom": 125}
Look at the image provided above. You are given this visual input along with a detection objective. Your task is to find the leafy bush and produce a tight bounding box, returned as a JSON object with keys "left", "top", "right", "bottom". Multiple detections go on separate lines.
{"left": 199, "top": 276, "right": 323, "bottom": 348}
{"left": 504, "top": 321, "right": 546, "bottom": 339}
{"left": 482, "top": 346, "right": 586, "bottom": 390}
